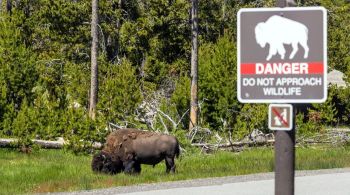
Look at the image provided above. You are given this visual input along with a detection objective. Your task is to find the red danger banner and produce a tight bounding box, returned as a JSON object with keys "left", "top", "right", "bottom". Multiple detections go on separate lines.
{"left": 240, "top": 62, "right": 324, "bottom": 75}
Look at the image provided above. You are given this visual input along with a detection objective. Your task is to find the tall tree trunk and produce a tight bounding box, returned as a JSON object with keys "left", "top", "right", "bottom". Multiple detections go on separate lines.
{"left": 114, "top": 0, "right": 122, "bottom": 63}
{"left": 89, "top": 0, "right": 99, "bottom": 120}
{"left": 189, "top": 0, "right": 198, "bottom": 130}
{"left": 6, "top": 0, "right": 11, "bottom": 14}
{"left": 221, "top": 0, "right": 227, "bottom": 35}
{"left": 276, "top": 0, "right": 286, "bottom": 7}
{"left": 277, "top": 0, "right": 296, "bottom": 7}
{"left": 140, "top": 53, "right": 146, "bottom": 94}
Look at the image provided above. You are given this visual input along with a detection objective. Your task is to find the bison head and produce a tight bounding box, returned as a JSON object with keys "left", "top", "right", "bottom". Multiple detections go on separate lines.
{"left": 91, "top": 151, "right": 124, "bottom": 174}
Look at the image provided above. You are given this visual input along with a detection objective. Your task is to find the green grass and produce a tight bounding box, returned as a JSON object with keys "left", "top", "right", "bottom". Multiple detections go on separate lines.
{"left": 0, "top": 146, "right": 349, "bottom": 194}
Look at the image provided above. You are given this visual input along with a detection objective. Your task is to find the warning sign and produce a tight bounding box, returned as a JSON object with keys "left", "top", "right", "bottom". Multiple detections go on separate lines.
{"left": 268, "top": 104, "right": 293, "bottom": 131}
{"left": 237, "top": 7, "right": 327, "bottom": 103}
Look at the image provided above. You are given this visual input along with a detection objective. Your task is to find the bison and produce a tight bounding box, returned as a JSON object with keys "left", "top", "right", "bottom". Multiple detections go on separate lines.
{"left": 92, "top": 128, "right": 180, "bottom": 174}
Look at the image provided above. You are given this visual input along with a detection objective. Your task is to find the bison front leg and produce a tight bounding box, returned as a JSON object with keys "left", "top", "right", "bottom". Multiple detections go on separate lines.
{"left": 134, "top": 162, "right": 141, "bottom": 174}
{"left": 123, "top": 160, "right": 135, "bottom": 174}
{"left": 123, "top": 160, "right": 141, "bottom": 174}
{"left": 165, "top": 156, "right": 176, "bottom": 173}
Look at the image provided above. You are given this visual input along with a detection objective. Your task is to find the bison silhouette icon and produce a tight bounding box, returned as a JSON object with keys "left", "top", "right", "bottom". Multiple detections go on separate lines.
{"left": 255, "top": 15, "right": 309, "bottom": 61}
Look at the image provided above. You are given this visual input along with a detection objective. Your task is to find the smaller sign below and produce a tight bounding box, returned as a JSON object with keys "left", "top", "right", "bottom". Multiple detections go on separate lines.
{"left": 269, "top": 104, "right": 293, "bottom": 131}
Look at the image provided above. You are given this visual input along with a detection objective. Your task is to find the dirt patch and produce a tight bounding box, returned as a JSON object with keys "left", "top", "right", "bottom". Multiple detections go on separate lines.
{"left": 96, "top": 178, "right": 115, "bottom": 188}
{"left": 32, "top": 180, "right": 76, "bottom": 193}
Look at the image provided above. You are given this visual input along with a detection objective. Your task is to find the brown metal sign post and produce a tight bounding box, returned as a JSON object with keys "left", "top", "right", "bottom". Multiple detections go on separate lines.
{"left": 275, "top": 2, "right": 294, "bottom": 195}
{"left": 275, "top": 114, "right": 295, "bottom": 195}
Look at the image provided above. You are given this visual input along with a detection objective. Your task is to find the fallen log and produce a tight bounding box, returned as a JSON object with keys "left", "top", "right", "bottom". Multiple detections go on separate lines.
{"left": 0, "top": 138, "right": 17, "bottom": 147}
{"left": 192, "top": 137, "right": 349, "bottom": 150}
{"left": 191, "top": 139, "right": 275, "bottom": 148}
{"left": 0, "top": 138, "right": 102, "bottom": 149}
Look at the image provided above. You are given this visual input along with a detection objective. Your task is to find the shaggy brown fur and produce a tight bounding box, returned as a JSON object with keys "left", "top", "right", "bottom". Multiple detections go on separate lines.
{"left": 104, "top": 129, "right": 153, "bottom": 160}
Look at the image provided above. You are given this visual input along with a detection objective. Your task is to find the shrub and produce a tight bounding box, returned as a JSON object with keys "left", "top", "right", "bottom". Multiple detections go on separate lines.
{"left": 98, "top": 58, "right": 142, "bottom": 125}
{"left": 232, "top": 104, "right": 268, "bottom": 140}
{"left": 199, "top": 35, "right": 238, "bottom": 131}
{"left": 296, "top": 112, "right": 324, "bottom": 137}
{"left": 63, "top": 108, "right": 107, "bottom": 154}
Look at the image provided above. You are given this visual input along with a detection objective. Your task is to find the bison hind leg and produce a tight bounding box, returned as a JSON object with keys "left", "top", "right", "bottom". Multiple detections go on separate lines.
{"left": 165, "top": 156, "right": 176, "bottom": 174}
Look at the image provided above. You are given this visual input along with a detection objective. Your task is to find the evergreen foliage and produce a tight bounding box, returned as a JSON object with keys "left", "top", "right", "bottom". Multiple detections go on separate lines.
{"left": 199, "top": 36, "right": 238, "bottom": 130}
{"left": 0, "top": 0, "right": 349, "bottom": 152}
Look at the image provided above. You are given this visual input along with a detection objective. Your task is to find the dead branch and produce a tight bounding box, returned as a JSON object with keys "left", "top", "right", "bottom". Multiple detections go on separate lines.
{"left": 108, "top": 122, "right": 124, "bottom": 130}
{"left": 158, "top": 114, "right": 169, "bottom": 134}
{"left": 157, "top": 109, "right": 177, "bottom": 130}
{"left": 176, "top": 108, "right": 189, "bottom": 127}
{"left": 192, "top": 139, "right": 275, "bottom": 149}
{"left": 192, "top": 128, "right": 350, "bottom": 151}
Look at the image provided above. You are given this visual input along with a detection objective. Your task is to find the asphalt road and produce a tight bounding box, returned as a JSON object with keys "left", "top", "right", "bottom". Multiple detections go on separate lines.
{"left": 53, "top": 168, "right": 350, "bottom": 195}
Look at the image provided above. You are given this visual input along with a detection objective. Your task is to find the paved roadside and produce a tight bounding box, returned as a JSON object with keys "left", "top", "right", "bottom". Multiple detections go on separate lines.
{"left": 51, "top": 168, "right": 350, "bottom": 195}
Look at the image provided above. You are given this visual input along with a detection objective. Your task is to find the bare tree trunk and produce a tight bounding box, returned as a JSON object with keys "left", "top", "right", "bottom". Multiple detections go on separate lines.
{"left": 6, "top": 0, "right": 11, "bottom": 14}
{"left": 89, "top": 0, "right": 99, "bottom": 120}
{"left": 114, "top": 0, "right": 122, "bottom": 62}
{"left": 140, "top": 53, "right": 146, "bottom": 93}
{"left": 221, "top": 0, "right": 227, "bottom": 35}
{"left": 109, "top": 0, "right": 122, "bottom": 63}
{"left": 189, "top": 0, "right": 198, "bottom": 130}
